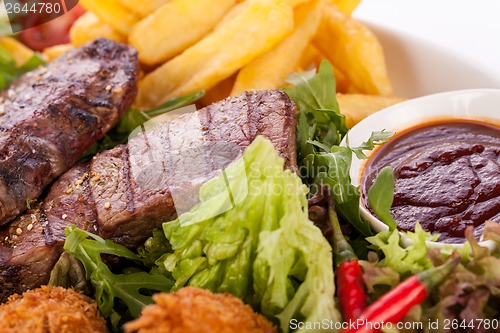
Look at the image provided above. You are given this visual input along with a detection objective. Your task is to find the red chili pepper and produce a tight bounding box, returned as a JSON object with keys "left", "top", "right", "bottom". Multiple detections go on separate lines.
{"left": 328, "top": 197, "right": 366, "bottom": 322}
{"left": 337, "top": 260, "right": 366, "bottom": 322}
{"left": 341, "top": 257, "right": 461, "bottom": 333}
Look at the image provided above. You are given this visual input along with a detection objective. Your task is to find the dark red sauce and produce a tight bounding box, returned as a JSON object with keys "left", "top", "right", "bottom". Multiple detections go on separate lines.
{"left": 362, "top": 120, "right": 500, "bottom": 243}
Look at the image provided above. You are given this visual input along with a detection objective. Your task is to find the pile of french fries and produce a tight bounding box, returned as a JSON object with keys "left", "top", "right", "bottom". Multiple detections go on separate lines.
{"left": 38, "top": 0, "right": 405, "bottom": 126}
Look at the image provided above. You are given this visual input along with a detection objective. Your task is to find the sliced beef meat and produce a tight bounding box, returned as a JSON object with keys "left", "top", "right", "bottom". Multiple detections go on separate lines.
{"left": 96, "top": 89, "right": 297, "bottom": 247}
{"left": 0, "top": 90, "right": 297, "bottom": 302}
{"left": 0, "top": 166, "right": 90, "bottom": 301}
{"left": 0, "top": 38, "right": 139, "bottom": 225}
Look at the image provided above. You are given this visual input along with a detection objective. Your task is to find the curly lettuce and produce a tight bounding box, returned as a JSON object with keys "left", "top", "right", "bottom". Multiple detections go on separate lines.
{"left": 145, "top": 136, "right": 341, "bottom": 332}
{"left": 360, "top": 222, "right": 500, "bottom": 332}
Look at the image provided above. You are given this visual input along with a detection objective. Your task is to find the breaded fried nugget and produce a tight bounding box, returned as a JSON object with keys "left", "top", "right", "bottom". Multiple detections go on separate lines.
{"left": 124, "top": 287, "right": 277, "bottom": 333}
{"left": 0, "top": 285, "right": 109, "bottom": 333}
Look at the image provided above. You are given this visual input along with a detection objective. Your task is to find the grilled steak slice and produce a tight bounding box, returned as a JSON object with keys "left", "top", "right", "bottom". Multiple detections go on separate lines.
{"left": 0, "top": 90, "right": 297, "bottom": 302}
{"left": 0, "top": 166, "right": 90, "bottom": 301}
{"left": 95, "top": 89, "right": 297, "bottom": 247}
{"left": 0, "top": 38, "right": 139, "bottom": 225}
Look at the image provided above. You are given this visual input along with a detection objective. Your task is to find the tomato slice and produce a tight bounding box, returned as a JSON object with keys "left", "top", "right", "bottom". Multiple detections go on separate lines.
{"left": 19, "top": 4, "right": 86, "bottom": 52}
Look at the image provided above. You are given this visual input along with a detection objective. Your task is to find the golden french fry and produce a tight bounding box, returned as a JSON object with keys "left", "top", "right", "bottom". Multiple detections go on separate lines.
{"left": 118, "top": 0, "right": 170, "bottom": 17}
{"left": 199, "top": 74, "right": 237, "bottom": 107}
{"left": 70, "top": 12, "right": 125, "bottom": 47}
{"left": 286, "top": 0, "right": 312, "bottom": 7}
{"left": 337, "top": 93, "right": 406, "bottom": 128}
{"left": 42, "top": 44, "right": 75, "bottom": 62}
{"left": 331, "top": 63, "right": 352, "bottom": 94}
{"left": 79, "top": 0, "right": 139, "bottom": 35}
{"left": 231, "top": 0, "right": 321, "bottom": 95}
{"left": 329, "top": 0, "right": 361, "bottom": 15}
{"left": 298, "top": 43, "right": 324, "bottom": 71}
{"left": 137, "top": 0, "right": 294, "bottom": 108}
{"left": 0, "top": 37, "right": 34, "bottom": 66}
{"left": 130, "top": 0, "right": 236, "bottom": 65}
{"left": 313, "top": 4, "right": 393, "bottom": 96}
{"left": 297, "top": 45, "right": 352, "bottom": 93}
{"left": 222, "top": 0, "right": 305, "bottom": 26}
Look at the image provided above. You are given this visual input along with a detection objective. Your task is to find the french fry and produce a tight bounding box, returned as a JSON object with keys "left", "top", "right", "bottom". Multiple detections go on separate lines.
{"left": 79, "top": 0, "right": 139, "bottom": 35}
{"left": 199, "top": 74, "right": 237, "bottom": 107}
{"left": 336, "top": 93, "right": 406, "bottom": 128}
{"left": 0, "top": 37, "right": 34, "bottom": 66}
{"left": 313, "top": 4, "right": 393, "bottom": 96}
{"left": 331, "top": 63, "right": 352, "bottom": 93}
{"left": 298, "top": 43, "right": 324, "bottom": 71}
{"left": 70, "top": 12, "right": 125, "bottom": 47}
{"left": 286, "top": 0, "right": 313, "bottom": 7}
{"left": 137, "top": 0, "right": 294, "bottom": 108}
{"left": 42, "top": 44, "right": 75, "bottom": 62}
{"left": 297, "top": 45, "right": 352, "bottom": 93}
{"left": 222, "top": 0, "right": 306, "bottom": 26}
{"left": 231, "top": 0, "right": 322, "bottom": 95}
{"left": 130, "top": 0, "right": 236, "bottom": 65}
{"left": 118, "top": 0, "right": 170, "bottom": 17}
{"left": 330, "top": 0, "right": 361, "bottom": 15}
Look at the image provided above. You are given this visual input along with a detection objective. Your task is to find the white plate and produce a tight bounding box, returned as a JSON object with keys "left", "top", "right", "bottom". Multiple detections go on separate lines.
{"left": 353, "top": 0, "right": 500, "bottom": 98}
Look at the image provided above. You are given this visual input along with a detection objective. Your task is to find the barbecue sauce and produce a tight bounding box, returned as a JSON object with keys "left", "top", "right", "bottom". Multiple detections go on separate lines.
{"left": 362, "top": 120, "right": 500, "bottom": 243}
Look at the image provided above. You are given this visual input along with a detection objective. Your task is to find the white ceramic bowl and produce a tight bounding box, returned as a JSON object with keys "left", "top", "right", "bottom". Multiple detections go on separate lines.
{"left": 346, "top": 89, "right": 500, "bottom": 251}
{"left": 353, "top": 0, "right": 500, "bottom": 98}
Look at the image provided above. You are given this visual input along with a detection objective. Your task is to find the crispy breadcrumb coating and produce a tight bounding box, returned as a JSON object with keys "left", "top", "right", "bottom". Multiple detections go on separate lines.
{"left": 0, "top": 285, "right": 109, "bottom": 333}
{"left": 124, "top": 287, "right": 277, "bottom": 333}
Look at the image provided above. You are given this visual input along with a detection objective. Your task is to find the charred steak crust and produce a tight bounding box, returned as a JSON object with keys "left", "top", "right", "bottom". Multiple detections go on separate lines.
{"left": 0, "top": 38, "right": 139, "bottom": 225}
{"left": 0, "top": 205, "right": 66, "bottom": 302}
{"left": 0, "top": 90, "right": 297, "bottom": 302}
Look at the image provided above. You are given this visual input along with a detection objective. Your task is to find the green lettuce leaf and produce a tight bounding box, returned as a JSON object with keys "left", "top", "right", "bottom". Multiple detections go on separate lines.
{"left": 48, "top": 251, "right": 90, "bottom": 294}
{"left": 361, "top": 223, "right": 500, "bottom": 331}
{"left": 148, "top": 137, "right": 340, "bottom": 332}
{"left": 367, "top": 166, "right": 397, "bottom": 230}
{"left": 284, "top": 61, "right": 346, "bottom": 151}
{"left": 366, "top": 224, "right": 438, "bottom": 276}
{"left": 63, "top": 226, "right": 173, "bottom": 319}
{"left": 0, "top": 45, "right": 45, "bottom": 90}
{"left": 283, "top": 60, "right": 393, "bottom": 236}
{"left": 348, "top": 131, "right": 395, "bottom": 160}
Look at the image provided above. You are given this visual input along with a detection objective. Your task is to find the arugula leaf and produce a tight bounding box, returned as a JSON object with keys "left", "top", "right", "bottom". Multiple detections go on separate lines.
{"left": 312, "top": 146, "right": 372, "bottom": 235}
{"left": 284, "top": 61, "right": 347, "bottom": 151}
{"left": 80, "top": 90, "right": 205, "bottom": 160}
{"left": 367, "top": 166, "right": 397, "bottom": 230}
{"left": 0, "top": 45, "right": 46, "bottom": 90}
{"left": 63, "top": 226, "right": 173, "bottom": 319}
{"left": 349, "top": 130, "right": 395, "bottom": 159}
{"left": 283, "top": 60, "right": 392, "bottom": 235}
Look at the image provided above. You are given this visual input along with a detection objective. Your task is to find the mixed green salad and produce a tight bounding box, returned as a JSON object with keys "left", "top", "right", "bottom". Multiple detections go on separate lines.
{"left": 45, "top": 61, "right": 500, "bottom": 332}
